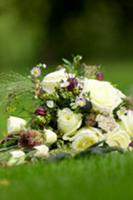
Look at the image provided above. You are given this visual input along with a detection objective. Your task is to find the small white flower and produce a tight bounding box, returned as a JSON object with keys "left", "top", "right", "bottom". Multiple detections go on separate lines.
{"left": 8, "top": 150, "right": 26, "bottom": 166}
{"left": 7, "top": 116, "right": 27, "bottom": 133}
{"left": 42, "top": 64, "right": 47, "bottom": 69}
{"left": 34, "top": 145, "right": 49, "bottom": 158}
{"left": 68, "top": 73, "right": 75, "bottom": 78}
{"left": 71, "top": 98, "right": 86, "bottom": 110}
{"left": 46, "top": 100, "right": 54, "bottom": 108}
{"left": 76, "top": 98, "right": 86, "bottom": 108}
{"left": 37, "top": 63, "right": 47, "bottom": 69}
{"left": 44, "top": 129, "right": 57, "bottom": 145}
{"left": 34, "top": 95, "right": 38, "bottom": 99}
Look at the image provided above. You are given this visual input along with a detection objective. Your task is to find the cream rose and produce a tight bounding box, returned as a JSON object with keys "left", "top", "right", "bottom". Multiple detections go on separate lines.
{"left": 82, "top": 79, "right": 125, "bottom": 113}
{"left": 41, "top": 68, "right": 67, "bottom": 93}
{"left": 44, "top": 129, "right": 57, "bottom": 145}
{"left": 72, "top": 127, "right": 103, "bottom": 152}
{"left": 118, "top": 110, "right": 133, "bottom": 138}
{"left": 106, "top": 129, "right": 130, "bottom": 149}
{"left": 57, "top": 108, "right": 82, "bottom": 140}
{"left": 7, "top": 116, "right": 27, "bottom": 134}
{"left": 8, "top": 150, "right": 26, "bottom": 166}
{"left": 34, "top": 145, "right": 49, "bottom": 158}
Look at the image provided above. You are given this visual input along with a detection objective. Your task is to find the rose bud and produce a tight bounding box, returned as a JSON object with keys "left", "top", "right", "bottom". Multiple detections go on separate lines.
{"left": 96, "top": 72, "right": 104, "bottom": 81}
{"left": 35, "top": 107, "right": 47, "bottom": 116}
{"left": 44, "top": 129, "right": 57, "bottom": 145}
{"left": 67, "top": 78, "right": 78, "bottom": 91}
{"left": 129, "top": 141, "right": 133, "bottom": 148}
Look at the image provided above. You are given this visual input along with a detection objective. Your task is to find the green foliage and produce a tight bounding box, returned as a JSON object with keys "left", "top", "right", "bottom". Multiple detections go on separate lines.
{"left": 63, "top": 55, "right": 84, "bottom": 76}
{"left": 0, "top": 72, "right": 37, "bottom": 119}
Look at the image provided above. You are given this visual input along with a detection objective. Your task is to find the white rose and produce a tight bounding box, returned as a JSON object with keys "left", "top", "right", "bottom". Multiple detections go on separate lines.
{"left": 72, "top": 127, "right": 103, "bottom": 152}
{"left": 44, "top": 129, "right": 57, "bottom": 145}
{"left": 106, "top": 129, "right": 130, "bottom": 149}
{"left": 118, "top": 110, "right": 133, "bottom": 138}
{"left": 8, "top": 150, "right": 26, "bottom": 166}
{"left": 82, "top": 79, "right": 125, "bottom": 113}
{"left": 57, "top": 108, "right": 82, "bottom": 140}
{"left": 34, "top": 145, "right": 49, "bottom": 158}
{"left": 7, "top": 116, "right": 27, "bottom": 133}
{"left": 41, "top": 68, "right": 67, "bottom": 93}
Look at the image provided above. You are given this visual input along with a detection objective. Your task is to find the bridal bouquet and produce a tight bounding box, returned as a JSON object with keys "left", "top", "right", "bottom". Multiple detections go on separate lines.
{"left": 0, "top": 55, "right": 133, "bottom": 166}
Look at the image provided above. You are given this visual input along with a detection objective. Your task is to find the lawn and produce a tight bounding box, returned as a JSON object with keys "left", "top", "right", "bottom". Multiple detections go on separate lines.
{"left": 0, "top": 153, "right": 133, "bottom": 200}
{"left": 0, "top": 60, "right": 133, "bottom": 200}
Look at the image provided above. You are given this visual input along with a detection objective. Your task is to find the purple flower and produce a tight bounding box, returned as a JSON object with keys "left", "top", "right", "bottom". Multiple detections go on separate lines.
{"left": 76, "top": 98, "right": 86, "bottom": 108}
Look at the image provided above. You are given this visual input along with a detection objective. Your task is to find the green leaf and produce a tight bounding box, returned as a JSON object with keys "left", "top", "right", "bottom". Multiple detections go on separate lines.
{"left": 75, "top": 141, "right": 124, "bottom": 158}
{"left": 62, "top": 58, "right": 72, "bottom": 66}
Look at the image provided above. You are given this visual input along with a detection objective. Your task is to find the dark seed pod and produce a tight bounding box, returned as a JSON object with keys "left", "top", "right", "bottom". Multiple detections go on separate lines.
{"left": 19, "top": 130, "right": 44, "bottom": 149}
{"left": 35, "top": 107, "right": 47, "bottom": 116}
{"left": 129, "top": 141, "right": 133, "bottom": 148}
{"left": 85, "top": 113, "right": 97, "bottom": 127}
{"left": 96, "top": 72, "right": 104, "bottom": 81}
{"left": 67, "top": 78, "right": 78, "bottom": 91}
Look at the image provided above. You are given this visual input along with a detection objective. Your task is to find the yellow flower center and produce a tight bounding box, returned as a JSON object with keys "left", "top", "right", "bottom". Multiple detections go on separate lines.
{"left": 79, "top": 101, "right": 84, "bottom": 107}
{"left": 77, "top": 136, "right": 94, "bottom": 150}
{"left": 65, "top": 114, "right": 72, "bottom": 120}
{"left": 33, "top": 70, "right": 39, "bottom": 75}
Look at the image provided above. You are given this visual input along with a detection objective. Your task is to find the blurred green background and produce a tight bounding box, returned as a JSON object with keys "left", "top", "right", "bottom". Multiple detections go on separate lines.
{"left": 0, "top": 0, "right": 133, "bottom": 73}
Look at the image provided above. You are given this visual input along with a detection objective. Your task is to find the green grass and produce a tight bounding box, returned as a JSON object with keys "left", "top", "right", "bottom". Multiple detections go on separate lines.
{"left": 0, "top": 60, "right": 133, "bottom": 200}
{"left": 0, "top": 153, "right": 133, "bottom": 200}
